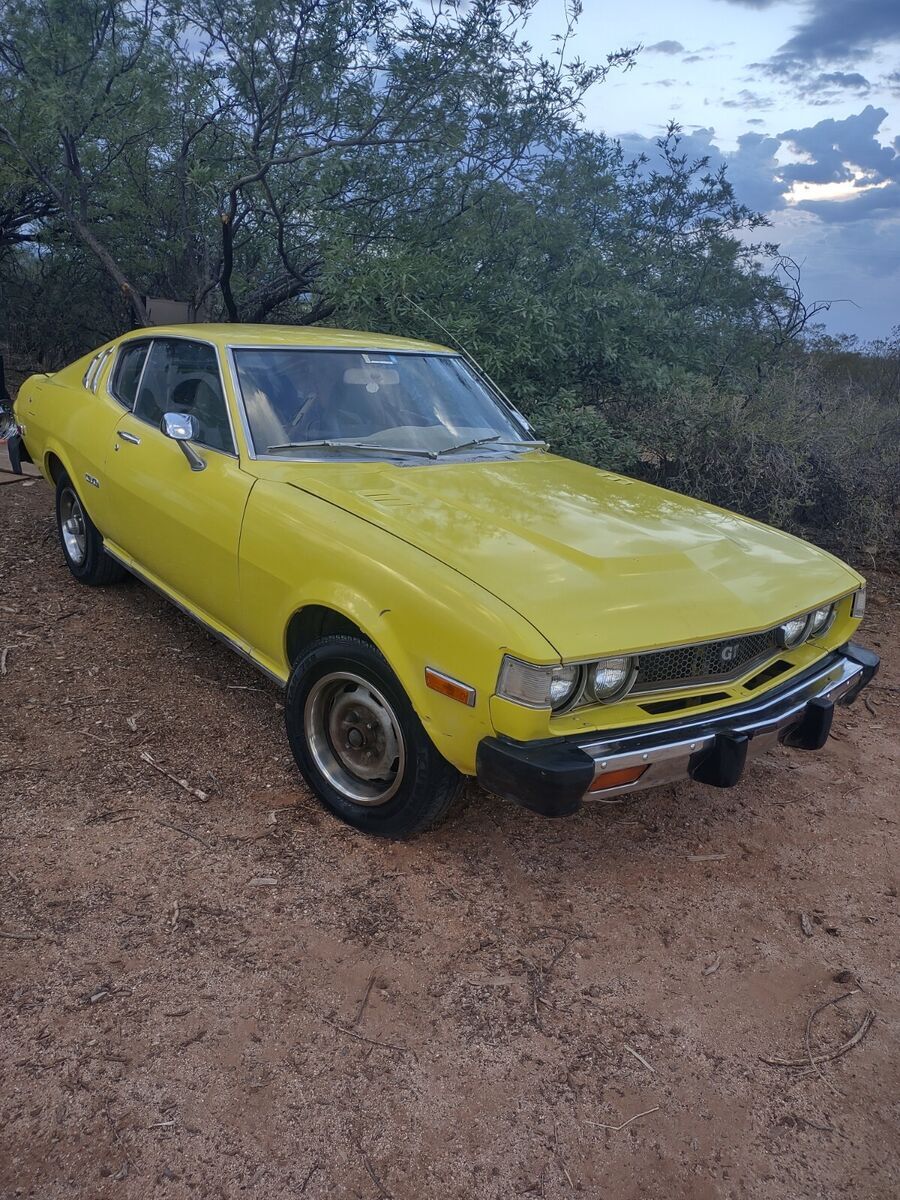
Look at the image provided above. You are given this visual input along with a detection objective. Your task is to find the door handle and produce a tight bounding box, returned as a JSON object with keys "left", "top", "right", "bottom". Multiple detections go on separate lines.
{"left": 119, "top": 430, "right": 141, "bottom": 445}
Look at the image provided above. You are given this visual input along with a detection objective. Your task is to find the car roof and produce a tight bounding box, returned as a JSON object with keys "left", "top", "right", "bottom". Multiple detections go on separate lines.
{"left": 117, "top": 324, "right": 454, "bottom": 355}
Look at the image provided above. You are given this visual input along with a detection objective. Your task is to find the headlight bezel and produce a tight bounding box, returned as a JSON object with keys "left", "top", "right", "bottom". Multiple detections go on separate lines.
{"left": 548, "top": 662, "right": 583, "bottom": 711}
{"left": 587, "top": 655, "right": 638, "bottom": 703}
{"left": 776, "top": 613, "right": 812, "bottom": 649}
{"left": 809, "top": 602, "right": 836, "bottom": 637}
{"left": 496, "top": 656, "right": 584, "bottom": 712}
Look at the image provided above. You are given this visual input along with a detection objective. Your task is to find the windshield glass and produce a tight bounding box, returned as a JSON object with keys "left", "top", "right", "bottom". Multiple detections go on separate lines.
{"left": 231, "top": 349, "right": 530, "bottom": 457}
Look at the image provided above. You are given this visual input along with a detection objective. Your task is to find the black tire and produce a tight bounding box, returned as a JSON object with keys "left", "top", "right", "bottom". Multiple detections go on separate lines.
{"left": 55, "top": 470, "right": 125, "bottom": 586}
{"left": 285, "top": 635, "right": 464, "bottom": 838}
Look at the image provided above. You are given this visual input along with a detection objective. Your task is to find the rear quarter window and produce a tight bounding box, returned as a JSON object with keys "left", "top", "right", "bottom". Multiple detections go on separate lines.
{"left": 110, "top": 342, "right": 151, "bottom": 410}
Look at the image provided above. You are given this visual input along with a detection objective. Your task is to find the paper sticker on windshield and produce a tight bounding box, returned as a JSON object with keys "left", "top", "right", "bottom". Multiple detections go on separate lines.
{"left": 362, "top": 353, "right": 396, "bottom": 365}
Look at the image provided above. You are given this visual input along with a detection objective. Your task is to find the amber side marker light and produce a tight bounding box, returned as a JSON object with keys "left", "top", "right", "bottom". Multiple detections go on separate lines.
{"left": 425, "top": 667, "right": 476, "bottom": 706}
{"left": 588, "top": 765, "right": 648, "bottom": 792}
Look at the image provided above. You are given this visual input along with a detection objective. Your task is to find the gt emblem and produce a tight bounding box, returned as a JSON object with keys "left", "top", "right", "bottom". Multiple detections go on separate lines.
{"left": 84, "top": 473, "right": 100, "bottom": 488}
{"left": 720, "top": 642, "right": 739, "bottom": 664}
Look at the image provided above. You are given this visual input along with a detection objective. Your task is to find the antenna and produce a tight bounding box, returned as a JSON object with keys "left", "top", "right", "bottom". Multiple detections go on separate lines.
{"left": 401, "top": 295, "right": 535, "bottom": 434}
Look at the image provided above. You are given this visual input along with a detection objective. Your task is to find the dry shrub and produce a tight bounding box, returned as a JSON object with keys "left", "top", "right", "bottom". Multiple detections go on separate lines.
{"left": 623, "top": 364, "right": 899, "bottom": 563}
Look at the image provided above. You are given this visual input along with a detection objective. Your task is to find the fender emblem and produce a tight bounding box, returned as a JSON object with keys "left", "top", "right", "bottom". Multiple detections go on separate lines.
{"left": 84, "top": 474, "right": 100, "bottom": 488}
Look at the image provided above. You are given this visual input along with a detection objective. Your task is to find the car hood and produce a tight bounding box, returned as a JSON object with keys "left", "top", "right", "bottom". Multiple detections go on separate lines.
{"left": 265, "top": 453, "right": 861, "bottom": 660}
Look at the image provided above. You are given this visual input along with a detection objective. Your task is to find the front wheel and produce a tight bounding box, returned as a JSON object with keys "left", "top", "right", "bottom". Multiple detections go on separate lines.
{"left": 285, "top": 635, "right": 464, "bottom": 838}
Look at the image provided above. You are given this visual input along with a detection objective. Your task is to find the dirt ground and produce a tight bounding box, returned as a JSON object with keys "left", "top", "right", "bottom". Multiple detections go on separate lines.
{"left": 1, "top": 464, "right": 898, "bottom": 1200}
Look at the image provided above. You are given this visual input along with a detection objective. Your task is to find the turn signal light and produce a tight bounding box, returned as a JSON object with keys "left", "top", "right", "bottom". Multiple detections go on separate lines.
{"left": 588, "top": 765, "right": 648, "bottom": 792}
{"left": 425, "top": 667, "right": 476, "bottom": 707}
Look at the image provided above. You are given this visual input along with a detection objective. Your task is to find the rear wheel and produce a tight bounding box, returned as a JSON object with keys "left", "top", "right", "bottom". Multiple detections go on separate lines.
{"left": 285, "top": 635, "right": 463, "bottom": 838}
{"left": 55, "top": 471, "right": 125, "bottom": 585}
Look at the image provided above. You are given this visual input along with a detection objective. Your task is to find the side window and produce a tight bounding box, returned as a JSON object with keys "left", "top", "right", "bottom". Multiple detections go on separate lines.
{"left": 111, "top": 342, "right": 150, "bottom": 409}
{"left": 134, "top": 338, "right": 234, "bottom": 454}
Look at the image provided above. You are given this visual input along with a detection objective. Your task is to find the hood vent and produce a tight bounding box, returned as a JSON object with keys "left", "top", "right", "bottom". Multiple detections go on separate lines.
{"left": 357, "top": 489, "right": 414, "bottom": 509}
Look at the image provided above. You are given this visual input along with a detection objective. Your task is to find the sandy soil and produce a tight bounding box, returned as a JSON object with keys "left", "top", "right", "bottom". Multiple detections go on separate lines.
{"left": 1, "top": 466, "right": 898, "bottom": 1200}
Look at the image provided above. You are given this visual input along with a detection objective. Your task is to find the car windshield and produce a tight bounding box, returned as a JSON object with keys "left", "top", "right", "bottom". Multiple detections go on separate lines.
{"left": 231, "top": 348, "right": 532, "bottom": 457}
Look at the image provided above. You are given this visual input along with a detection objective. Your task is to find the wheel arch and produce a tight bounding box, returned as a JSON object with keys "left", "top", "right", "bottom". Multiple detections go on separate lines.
{"left": 45, "top": 449, "right": 66, "bottom": 485}
{"left": 281, "top": 594, "right": 428, "bottom": 724}
{"left": 285, "top": 604, "right": 371, "bottom": 667}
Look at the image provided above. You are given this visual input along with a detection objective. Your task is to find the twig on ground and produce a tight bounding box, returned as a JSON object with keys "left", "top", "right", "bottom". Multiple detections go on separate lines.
{"left": 588, "top": 1106, "right": 659, "bottom": 1132}
{"left": 322, "top": 1016, "right": 416, "bottom": 1059}
{"left": 299, "top": 1163, "right": 322, "bottom": 1193}
{"left": 80, "top": 728, "right": 118, "bottom": 746}
{"left": 552, "top": 1124, "right": 574, "bottom": 1189}
{"left": 760, "top": 992, "right": 875, "bottom": 1069}
{"left": 154, "top": 817, "right": 213, "bottom": 848}
{"left": 193, "top": 674, "right": 264, "bottom": 692}
{"left": 140, "top": 751, "right": 208, "bottom": 801}
{"left": 0, "top": 646, "right": 9, "bottom": 675}
{"left": 104, "top": 1103, "right": 134, "bottom": 1173}
{"left": 88, "top": 807, "right": 136, "bottom": 825}
{"left": 362, "top": 1152, "right": 393, "bottom": 1199}
{"left": 702, "top": 953, "right": 722, "bottom": 976}
{"left": 353, "top": 970, "right": 377, "bottom": 1027}
{"left": 0, "top": 930, "right": 40, "bottom": 940}
{"left": 557, "top": 1156, "right": 574, "bottom": 1189}
{"left": 794, "top": 1115, "right": 835, "bottom": 1133}
{"left": 623, "top": 1044, "right": 655, "bottom": 1072}
{"left": 805, "top": 991, "right": 849, "bottom": 1094}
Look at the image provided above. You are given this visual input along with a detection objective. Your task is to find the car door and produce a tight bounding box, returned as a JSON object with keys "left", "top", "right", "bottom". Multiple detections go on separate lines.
{"left": 100, "top": 335, "right": 253, "bottom": 636}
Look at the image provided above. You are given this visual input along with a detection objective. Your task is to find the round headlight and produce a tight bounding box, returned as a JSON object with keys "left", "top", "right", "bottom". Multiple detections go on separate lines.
{"left": 549, "top": 664, "right": 581, "bottom": 711}
{"left": 776, "top": 614, "right": 810, "bottom": 648}
{"left": 809, "top": 603, "right": 835, "bottom": 636}
{"left": 589, "top": 656, "right": 635, "bottom": 702}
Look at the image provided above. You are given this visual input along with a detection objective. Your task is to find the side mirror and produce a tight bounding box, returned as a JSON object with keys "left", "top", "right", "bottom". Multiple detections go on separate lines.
{"left": 161, "top": 411, "right": 198, "bottom": 440}
{"left": 160, "top": 411, "right": 205, "bottom": 471}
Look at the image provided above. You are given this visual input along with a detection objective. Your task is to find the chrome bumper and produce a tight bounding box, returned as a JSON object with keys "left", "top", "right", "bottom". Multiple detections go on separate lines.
{"left": 475, "top": 643, "right": 879, "bottom": 817}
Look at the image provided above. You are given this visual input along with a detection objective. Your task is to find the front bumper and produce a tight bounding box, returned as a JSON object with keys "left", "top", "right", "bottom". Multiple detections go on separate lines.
{"left": 476, "top": 641, "right": 879, "bottom": 817}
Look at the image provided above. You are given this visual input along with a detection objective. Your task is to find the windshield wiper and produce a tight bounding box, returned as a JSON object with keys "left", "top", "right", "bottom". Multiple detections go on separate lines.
{"left": 436, "top": 436, "right": 548, "bottom": 456}
{"left": 266, "top": 439, "right": 437, "bottom": 459}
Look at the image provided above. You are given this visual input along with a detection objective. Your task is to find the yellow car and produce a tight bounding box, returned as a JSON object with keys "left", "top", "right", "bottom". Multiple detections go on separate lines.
{"left": 8, "top": 325, "right": 878, "bottom": 837}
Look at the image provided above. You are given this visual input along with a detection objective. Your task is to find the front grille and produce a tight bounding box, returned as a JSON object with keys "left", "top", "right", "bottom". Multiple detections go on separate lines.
{"left": 633, "top": 630, "right": 778, "bottom": 694}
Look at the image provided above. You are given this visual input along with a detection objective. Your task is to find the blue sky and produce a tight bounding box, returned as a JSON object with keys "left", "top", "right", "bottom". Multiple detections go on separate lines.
{"left": 527, "top": 0, "right": 900, "bottom": 341}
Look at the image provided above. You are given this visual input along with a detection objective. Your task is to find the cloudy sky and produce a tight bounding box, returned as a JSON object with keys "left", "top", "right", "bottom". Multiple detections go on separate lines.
{"left": 528, "top": 0, "right": 900, "bottom": 341}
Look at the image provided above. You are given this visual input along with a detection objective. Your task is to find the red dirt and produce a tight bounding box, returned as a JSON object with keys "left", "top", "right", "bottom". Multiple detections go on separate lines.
{"left": 1, "top": 467, "right": 898, "bottom": 1199}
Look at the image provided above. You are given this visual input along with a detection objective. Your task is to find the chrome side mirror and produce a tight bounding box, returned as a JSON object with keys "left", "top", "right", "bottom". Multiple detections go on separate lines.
{"left": 160, "top": 411, "right": 206, "bottom": 471}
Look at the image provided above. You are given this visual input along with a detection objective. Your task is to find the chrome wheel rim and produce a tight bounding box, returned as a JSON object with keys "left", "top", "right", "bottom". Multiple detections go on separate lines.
{"left": 59, "top": 488, "right": 87, "bottom": 565}
{"left": 303, "top": 671, "right": 405, "bottom": 806}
